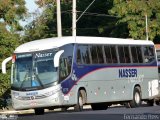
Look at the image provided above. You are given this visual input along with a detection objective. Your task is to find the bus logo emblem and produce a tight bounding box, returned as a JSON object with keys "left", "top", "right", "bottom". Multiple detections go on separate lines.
{"left": 30, "top": 96, "right": 35, "bottom": 100}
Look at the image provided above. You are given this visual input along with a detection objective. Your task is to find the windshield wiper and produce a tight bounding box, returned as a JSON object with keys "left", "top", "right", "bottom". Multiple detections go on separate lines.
{"left": 20, "top": 71, "right": 44, "bottom": 90}
{"left": 20, "top": 69, "right": 31, "bottom": 89}
{"left": 33, "top": 73, "right": 44, "bottom": 88}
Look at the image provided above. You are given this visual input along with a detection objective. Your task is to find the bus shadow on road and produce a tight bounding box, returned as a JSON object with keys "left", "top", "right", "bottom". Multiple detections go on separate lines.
{"left": 18, "top": 103, "right": 159, "bottom": 117}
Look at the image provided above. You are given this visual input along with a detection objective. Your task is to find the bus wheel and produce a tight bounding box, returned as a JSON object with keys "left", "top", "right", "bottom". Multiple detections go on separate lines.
{"left": 74, "top": 90, "right": 86, "bottom": 111}
{"left": 91, "top": 103, "right": 108, "bottom": 110}
{"left": 130, "top": 87, "right": 141, "bottom": 108}
{"left": 34, "top": 108, "right": 44, "bottom": 115}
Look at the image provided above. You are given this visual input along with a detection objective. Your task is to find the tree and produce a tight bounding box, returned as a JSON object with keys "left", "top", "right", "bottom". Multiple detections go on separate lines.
{"left": 0, "top": 0, "right": 27, "bottom": 32}
{"left": 0, "top": 0, "right": 27, "bottom": 106}
{"left": 76, "top": 0, "right": 115, "bottom": 37}
{"left": 24, "top": 0, "right": 118, "bottom": 42}
{"left": 109, "top": 0, "right": 160, "bottom": 40}
{"left": 23, "top": 0, "right": 58, "bottom": 42}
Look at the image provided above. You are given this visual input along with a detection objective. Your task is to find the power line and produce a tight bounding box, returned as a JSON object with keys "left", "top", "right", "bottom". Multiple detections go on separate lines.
{"left": 77, "top": 11, "right": 120, "bottom": 18}
{"left": 30, "top": 9, "right": 119, "bottom": 18}
{"left": 76, "top": 0, "right": 96, "bottom": 22}
{"left": 59, "top": 10, "right": 120, "bottom": 18}
{"left": 36, "top": 25, "right": 115, "bottom": 33}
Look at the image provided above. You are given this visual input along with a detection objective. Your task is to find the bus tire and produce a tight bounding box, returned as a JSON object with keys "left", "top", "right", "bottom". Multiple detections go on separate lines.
{"left": 129, "top": 87, "right": 141, "bottom": 108}
{"left": 91, "top": 103, "right": 108, "bottom": 110}
{"left": 74, "top": 90, "right": 86, "bottom": 111}
{"left": 34, "top": 108, "right": 44, "bottom": 115}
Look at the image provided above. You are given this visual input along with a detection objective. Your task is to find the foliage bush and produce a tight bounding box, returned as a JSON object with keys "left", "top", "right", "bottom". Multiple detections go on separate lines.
{"left": 0, "top": 0, "right": 26, "bottom": 109}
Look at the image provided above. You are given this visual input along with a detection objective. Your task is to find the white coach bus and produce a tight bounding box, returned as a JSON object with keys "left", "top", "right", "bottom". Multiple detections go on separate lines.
{"left": 2, "top": 36, "right": 159, "bottom": 115}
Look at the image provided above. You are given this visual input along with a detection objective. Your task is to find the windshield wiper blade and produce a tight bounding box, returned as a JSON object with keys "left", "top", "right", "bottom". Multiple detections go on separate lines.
{"left": 20, "top": 70, "right": 30, "bottom": 89}
{"left": 34, "top": 73, "right": 44, "bottom": 88}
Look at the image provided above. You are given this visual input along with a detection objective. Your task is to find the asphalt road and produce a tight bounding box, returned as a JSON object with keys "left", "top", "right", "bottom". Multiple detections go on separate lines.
{"left": 16, "top": 105, "right": 160, "bottom": 120}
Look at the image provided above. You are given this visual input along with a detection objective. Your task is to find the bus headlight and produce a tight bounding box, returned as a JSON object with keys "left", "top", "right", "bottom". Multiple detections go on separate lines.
{"left": 14, "top": 95, "right": 19, "bottom": 99}
{"left": 12, "top": 92, "right": 19, "bottom": 99}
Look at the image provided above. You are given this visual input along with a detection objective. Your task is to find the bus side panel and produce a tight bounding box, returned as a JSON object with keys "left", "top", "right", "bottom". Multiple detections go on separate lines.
{"left": 76, "top": 67, "right": 133, "bottom": 103}
{"left": 61, "top": 65, "right": 159, "bottom": 104}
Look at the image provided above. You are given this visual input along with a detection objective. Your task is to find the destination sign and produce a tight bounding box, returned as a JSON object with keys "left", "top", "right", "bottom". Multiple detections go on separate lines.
{"left": 16, "top": 54, "right": 32, "bottom": 58}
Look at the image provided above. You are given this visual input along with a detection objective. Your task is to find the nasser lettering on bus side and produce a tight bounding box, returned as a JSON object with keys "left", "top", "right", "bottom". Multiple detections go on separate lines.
{"left": 119, "top": 69, "right": 137, "bottom": 78}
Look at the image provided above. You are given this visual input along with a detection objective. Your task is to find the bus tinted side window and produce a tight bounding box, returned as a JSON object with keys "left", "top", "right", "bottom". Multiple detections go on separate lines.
{"left": 59, "top": 44, "right": 74, "bottom": 82}
{"left": 131, "top": 46, "right": 138, "bottom": 63}
{"left": 111, "top": 46, "right": 118, "bottom": 63}
{"left": 97, "top": 46, "right": 104, "bottom": 63}
{"left": 136, "top": 46, "right": 143, "bottom": 63}
{"left": 143, "top": 46, "right": 155, "bottom": 63}
{"left": 90, "top": 45, "right": 98, "bottom": 64}
{"left": 77, "top": 45, "right": 90, "bottom": 64}
{"left": 124, "top": 46, "right": 131, "bottom": 63}
{"left": 131, "top": 46, "right": 143, "bottom": 63}
{"left": 118, "top": 46, "right": 131, "bottom": 63}
{"left": 156, "top": 50, "right": 160, "bottom": 62}
{"left": 77, "top": 49, "right": 81, "bottom": 64}
{"left": 118, "top": 46, "right": 125, "bottom": 63}
{"left": 104, "top": 46, "right": 117, "bottom": 63}
{"left": 90, "top": 45, "right": 104, "bottom": 64}
{"left": 104, "top": 46, "right": 112, "bottom": 63}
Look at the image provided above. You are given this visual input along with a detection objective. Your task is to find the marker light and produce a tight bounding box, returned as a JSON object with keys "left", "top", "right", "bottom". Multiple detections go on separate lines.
{"left": 12, "top": 54, "right": 16, "bottom": 63}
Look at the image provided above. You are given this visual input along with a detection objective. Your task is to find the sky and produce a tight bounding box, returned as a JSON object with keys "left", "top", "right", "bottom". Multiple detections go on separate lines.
{"left": 25, "top": 0, "right": 38, "bottom": 13}
{"left": 20, "top": 0, "right": 39, "bottom": 27}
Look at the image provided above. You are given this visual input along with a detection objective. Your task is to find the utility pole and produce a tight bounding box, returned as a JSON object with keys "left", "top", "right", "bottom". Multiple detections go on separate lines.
{"left": 57, "top": 0, "right": 62, "bottom": 37}
{"left": 72, "top": 0, "right": 96, "bottom": 37}
{"left": 145, "top": 14, "right": 148, "bottom": 41}
{"left": 72, "top": 0, "right": 76, "bottom": 37}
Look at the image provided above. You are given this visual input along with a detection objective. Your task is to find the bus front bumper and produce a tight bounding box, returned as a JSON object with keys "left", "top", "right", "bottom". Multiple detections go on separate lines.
{"left": 11, "top": 86, "right": 64, "bottom": 110}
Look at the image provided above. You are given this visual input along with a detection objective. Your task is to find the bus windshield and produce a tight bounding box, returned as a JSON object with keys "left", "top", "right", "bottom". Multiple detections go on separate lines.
{"left": 11, "top": 51, "right": 58, "bottom": 90}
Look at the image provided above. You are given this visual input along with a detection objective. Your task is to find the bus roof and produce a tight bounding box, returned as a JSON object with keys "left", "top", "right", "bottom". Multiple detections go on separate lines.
{"left": 14, "top": 36, "right": 154, "bottom": 53}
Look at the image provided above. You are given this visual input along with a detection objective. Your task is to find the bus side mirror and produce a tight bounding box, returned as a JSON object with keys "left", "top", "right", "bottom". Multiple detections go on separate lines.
{"left": 2, "top": 56, "right": 12, "bottom": 74}
{"left": 54, "top": 50, "right": 64, "bottom": 67}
